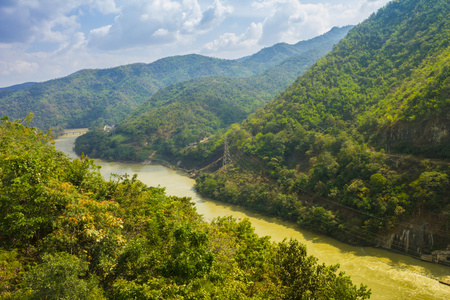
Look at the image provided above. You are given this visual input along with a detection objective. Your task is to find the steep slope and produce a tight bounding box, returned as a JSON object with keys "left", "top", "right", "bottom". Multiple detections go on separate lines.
{"left": 253, "top": 0, "right": 449, "bottom": 157}
{"left": 0, "top": 27, "right": 351, "bottom": 131}
{"left": 194, "top": 0, "right": 450, "bottom": 255}
{"left": 74, "top": 28, "right": 351, "bottom": 164}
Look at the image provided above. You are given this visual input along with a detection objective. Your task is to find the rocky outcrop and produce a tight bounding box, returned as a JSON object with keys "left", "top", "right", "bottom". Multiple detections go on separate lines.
{"left": 381, "top": 118, "right": 449, "bottom": 158}
{"left": 430, "top": 248, "right": 450, "bottom": 266}
{"left": 377, "top": 224, "right": 434, "bottom": 256}
{"left": 377, "top": 223, "right": 450, "bottom": 266}
{"left": 389, "top": 120, "right": 447, "bottom": 143}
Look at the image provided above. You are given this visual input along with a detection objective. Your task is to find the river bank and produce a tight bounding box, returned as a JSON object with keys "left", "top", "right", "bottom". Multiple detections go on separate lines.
{"left": 141, "top": 153, "right": 450, "bottom": 269}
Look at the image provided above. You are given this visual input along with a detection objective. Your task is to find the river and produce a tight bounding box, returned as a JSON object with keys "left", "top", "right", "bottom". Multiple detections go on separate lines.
{"left": 54, "top": 132, "right": 450, "bottom": 300}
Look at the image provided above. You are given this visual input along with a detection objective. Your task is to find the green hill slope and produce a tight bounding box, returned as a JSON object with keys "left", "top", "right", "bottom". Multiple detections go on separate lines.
{"left": 0, "top": 55, "right": 252, "bottom": 130}
{"left": 240, "top": 25, "right": 353, "bottom": 70}
{"left": 74, "top": 28, "right": 352, "bottom": 163}
{"left": 193, "top": 0, "right": 450, "bottom": 255}
{"left": 0, "top": 27, "right": 351, "bottom": 132}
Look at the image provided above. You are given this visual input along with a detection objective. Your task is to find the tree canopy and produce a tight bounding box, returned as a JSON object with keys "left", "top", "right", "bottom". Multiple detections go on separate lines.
{"left": 0, "top": 116, "right": 370, "bottom": 299}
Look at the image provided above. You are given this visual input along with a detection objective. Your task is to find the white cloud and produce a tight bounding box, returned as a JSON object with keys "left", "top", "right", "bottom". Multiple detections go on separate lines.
{"left": 153, "top": 28, "right": 170, "bottom": 37}
{"left": 202, "top": 22, "right": 262, "bottom": 55}
{"left": 0, "top": 59, "right": 39, "bottom": 76}
{"left": 0, "top": 0, "right": 121, "bottom": 47}
{"left": 198, "top": 0, "right": 233, "bottom": 29}
{"left": 94, "top": 0, "right": 120, "bottom": 14}
{"left": 247, "top": 0, "right": 390, "bottom": 46}
{"left": 87, "top": 0, "right": 233, "bottom": 50}
{"left": 257, "top": 1, "right": 330, "bottom": 44}
{"left": 0, "top": 0, "right": 392, "bottom": 87}
{"left": 90, "top": 25, "right": 112, "bottom": 39}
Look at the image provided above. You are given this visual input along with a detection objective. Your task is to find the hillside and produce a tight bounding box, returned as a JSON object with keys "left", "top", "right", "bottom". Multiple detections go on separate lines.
{"left": 193, "top": 0, "right": 450, "bottom": 256}
{"left": 0, "top": 56, "right": 252, "bottom": 130}
{"left": 74, "top": 27, "right": 352, "bottom": 163}
{"left": 0, "top": 117, "right": 370, "bottom": 299}
{"left": 0, "top": 82, "right": 37, "bottom": 91}
{"left": 0, "top": 27, "right": 351, "bottom": 131}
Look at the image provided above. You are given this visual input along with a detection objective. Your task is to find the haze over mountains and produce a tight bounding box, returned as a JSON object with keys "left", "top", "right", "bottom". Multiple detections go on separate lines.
{"left": 0, "top": 26, "right": 352, "bottom": 131}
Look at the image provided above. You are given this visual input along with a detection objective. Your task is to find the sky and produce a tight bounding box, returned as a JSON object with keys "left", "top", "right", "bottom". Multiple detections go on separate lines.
{"left": 0, "top": 0, "right": 391, "bottom": 88}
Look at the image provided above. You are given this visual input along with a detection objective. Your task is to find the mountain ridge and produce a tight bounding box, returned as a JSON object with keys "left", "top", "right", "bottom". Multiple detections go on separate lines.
{"left": 0, "top": 26, "right": 352, "bottom": 131}
{"left": 73, "top": 28, "right": 351, "bottom": 162}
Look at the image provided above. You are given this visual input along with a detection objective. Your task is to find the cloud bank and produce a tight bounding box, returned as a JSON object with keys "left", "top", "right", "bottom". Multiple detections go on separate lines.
{"left": 0, "top": 0, "right": 390, "bottom": 87}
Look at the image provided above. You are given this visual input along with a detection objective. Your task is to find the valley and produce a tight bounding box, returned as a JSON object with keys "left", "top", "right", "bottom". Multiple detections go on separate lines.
{"left": 1, "top": 0, "right": 449, "bottom": 298}
{"left": 54, "top": 132, "right": 450, "bottom": 299}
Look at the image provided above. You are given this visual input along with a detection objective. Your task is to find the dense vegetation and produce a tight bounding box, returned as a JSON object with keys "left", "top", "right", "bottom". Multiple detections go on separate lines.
{"left": 74, "top": 27, "right": 352, "bottom": 164}
{"left": 0, "top": 27, "right": 351, "bottom": 133}
{"left": 0, "top": 55, "right": 252, "bottom": 131}
{"left": 192, "top": 0, "right": 450, "bottom": 254}
{"left": 0, "top": 117, "right": 371, "bottom": 299}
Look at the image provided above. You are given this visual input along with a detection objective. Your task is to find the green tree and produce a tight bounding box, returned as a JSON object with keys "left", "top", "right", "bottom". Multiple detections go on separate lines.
{"left": 19, "top": 252, "right": 105, "bottom": 300}
{"left": 410, "top": 171, "right": 449, "bottom": 214}
{"left": 274, "top": 239, "right": 371, "bottom": 299}
{"left": 0, "top": 249, "right": 24, "bottom": 298}
{"left": 162, "top": 224, "right": 214, "bottom": 283}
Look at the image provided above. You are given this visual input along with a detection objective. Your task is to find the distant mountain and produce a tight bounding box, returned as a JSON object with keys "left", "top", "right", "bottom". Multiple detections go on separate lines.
{"left": 240, "top": 26, "right": 353, "bottom": 69}
{"left": 193, "top": 0, "right": 450, "bottom": 254}
{"left": 0, "top": 82, "right": 37, "bottom": 91}
{"left": 74, "top": 28, "right": 352, "bottom": 163}
{"left": 0, "top": 26, "right": 352, "bottom": 130}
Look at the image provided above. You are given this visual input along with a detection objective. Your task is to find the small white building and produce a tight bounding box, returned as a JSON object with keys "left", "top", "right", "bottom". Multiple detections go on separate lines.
{"left": 104, "top": 124, "right": 115, "bottom": 131}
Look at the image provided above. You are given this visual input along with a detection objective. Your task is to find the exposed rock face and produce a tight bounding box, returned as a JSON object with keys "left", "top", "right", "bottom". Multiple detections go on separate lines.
{"left": 432, "top": 248, "right": 450, "bottom": 266}
{"left": 377, "top": 224, "right": 434, "bottom": 256}
{"left": 377, "top": 224, "right": 450, "bottom": 266}
{"left": 381, "top": 118, "right": 449, "bottom": 157}
{"left": 389, "top": 121, "right": 448, "bottom": 143}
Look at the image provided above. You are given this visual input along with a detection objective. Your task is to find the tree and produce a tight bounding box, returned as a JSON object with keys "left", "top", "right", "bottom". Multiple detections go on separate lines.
{"left": 274, "top": 239, "right": 371, "bottom": 299}
{"left": 162, "top": 224, "right": 214, "bottom": 283}
{"left": 19, "top": 252, "right": 105, "bottom": 300}
{"left": 410, "top": 171, "right": 449, "bottom": 214}
{"left": 0, "top": 116, "right": 68, "bottom": 247}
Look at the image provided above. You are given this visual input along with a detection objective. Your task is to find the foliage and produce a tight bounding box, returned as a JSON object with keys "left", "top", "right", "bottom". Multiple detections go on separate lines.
{"left": 73, "top": 27, "right": 352, "bottom": 165}
{"left": 0, "top": 117, "right": 370, "bottom": 298}
{"left": 274, "top": 239, "right": 371, "bottom": 299}
{"left": 194, "top": 0, "right": 450, "bottom": 252}
{"left": 19, "top": 252, "right": 105, "bottom": 300}
{"left": 0, "top": 249, "right": 24, "bottom": 297}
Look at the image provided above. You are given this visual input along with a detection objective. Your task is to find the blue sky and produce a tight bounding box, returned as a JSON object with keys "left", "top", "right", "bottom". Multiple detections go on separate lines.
{"left": 0, "top": 0, "right": 390, "bottom": 87}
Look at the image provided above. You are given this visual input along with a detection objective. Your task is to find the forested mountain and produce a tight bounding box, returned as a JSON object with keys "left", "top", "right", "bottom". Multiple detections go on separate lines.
{"left": 74, "top": 41, "right": 338, "bottom": 163}
{"left": 0, "top": 82, "right": 37, "bottom": 91}
{"left": 73, "top": 26, "right": 352, "bottom": 163}
{"left": 0, "top": 26, "right": 351, "bottom": 132}
{"left": 192, "top": 0, "right": 450, "bottom": 256}
{"left": 239, "top": 25, "right": 354, "bottom": 70}
{"left": 0, "top": 117, "right": 371, "bottom": 299}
